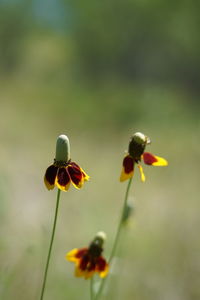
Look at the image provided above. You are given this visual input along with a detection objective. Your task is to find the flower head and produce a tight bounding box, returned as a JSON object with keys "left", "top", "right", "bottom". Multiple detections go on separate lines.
{"left": 120, "top": 132, "right": 168, "bottom": 182}
{"left": 66, "top": 231, "right": 109, "bottom": 279}
{"left": 44, "top": 135, "right": 89, "bottom": 191}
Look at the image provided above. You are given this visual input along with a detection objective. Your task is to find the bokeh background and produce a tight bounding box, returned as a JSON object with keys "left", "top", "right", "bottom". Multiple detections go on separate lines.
{"left": 0, "top": 0, "right": 200, "bottom": 299}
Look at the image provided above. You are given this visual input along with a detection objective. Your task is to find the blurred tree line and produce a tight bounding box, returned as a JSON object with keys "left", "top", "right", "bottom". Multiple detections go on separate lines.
{"left": 1, "top": 0, "right": 200, "bottom": 94}
{"left": 0, "top": 0, "right": 33, "bottom": 74}
{"left": 65, "top": 0, "right": 200, "bottom": 92}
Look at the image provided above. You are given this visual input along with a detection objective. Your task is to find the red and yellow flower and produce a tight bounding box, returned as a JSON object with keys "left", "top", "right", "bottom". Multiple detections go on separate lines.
{"left": 66, "top": 232, "right": 109, "bottom": 279}
{"left": 44, "top": 134, "right": 89, "bottom": 191}
{"left": 120, "top": 132, "right": 168, "bottom": 182}
{"left": 44, "top": 160, "right": 89, "bottom": 191}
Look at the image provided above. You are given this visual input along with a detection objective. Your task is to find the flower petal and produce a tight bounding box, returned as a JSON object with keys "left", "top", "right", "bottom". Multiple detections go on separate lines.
{"left": 80, "top": 168, "right": 90, "bottom": 181}
{"left": 120, "top": 155, "right": 134, "bottom": 182}
{"left": 79, "top": 255, "right": 90, "bottom": 271}
{"left": 78, "top": 254, "right": 95, "bottom": 279}
{"left": 84, "top": 270, "right": 95, "bottom": 279}
{"left": 75, "top": 267, "right": 94, "bottom": 279}
{"left": 56, "top": 167, "right": 70, "bottom": 191}
{"left": 66, "top": 248, "right": 79, "bottom": 262}
{"left": 70, "top": 162, "right": 90, "bottom": 182}
{"left": 143, "top": 152, "right": 168, "bottom": 166}
{"left": 99, "top": 264, "right": 109, "bottom": 278}
{"left": 66, "top": 248, "right": 88, "bottom": 267}
{"left": 75, "top": 248, "right": 88, "bottom": 258}
{"left": 67, "top": 165, "right": 84, "bottom": 189}
{"left": 137, "top": 164, "right": 146, "bottom": 182}
{"left": 96, "top": 256, "right": 109, "bottom": 278}
{"left": 44, "top": 165, "right": 58, "bottom": 190}
{"left": 75, "top": 266, "right": 85, "bottom": 277}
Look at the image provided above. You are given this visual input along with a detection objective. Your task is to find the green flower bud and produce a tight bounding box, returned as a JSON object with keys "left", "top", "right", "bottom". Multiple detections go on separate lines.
{"left": 132, "top": 132, "right": 146, "bottom": 144}
{"left": 122, "top": 203, "right": 134, "bottom": 224}
{"left": 128, "top": 132, "right": 149, "bottom": 159}
{"left": 55, "top": 134, "right": 70, "bottom": 162}
{"left": 94, "top": 231, "right": 107, "bottom": 245}
{"left": 88, "top": 231, "right": 106, "bottom": 257}
{"left": 89, "top": 231, "right": 107, "bottom": 257}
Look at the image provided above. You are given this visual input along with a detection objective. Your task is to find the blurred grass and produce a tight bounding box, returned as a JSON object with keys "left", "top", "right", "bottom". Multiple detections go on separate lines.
{"left": 0, "top": 34, "right": 200, "bottom": 300}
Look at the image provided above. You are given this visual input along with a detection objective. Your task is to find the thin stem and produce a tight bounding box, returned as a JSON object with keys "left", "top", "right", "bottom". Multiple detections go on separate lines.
{"left": 90, "top": 277, "right": 94, "bottom": 300}
{"left": 94, "top": 178, "right": 133, "bottom": 300}
{"left": 108, "top": 177, "right": 132, "bottom": 263}
{"left": 40, "top": 189, "right": 61, "bottom": 300}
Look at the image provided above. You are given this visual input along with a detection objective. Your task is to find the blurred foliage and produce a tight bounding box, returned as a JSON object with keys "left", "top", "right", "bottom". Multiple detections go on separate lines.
{"left": 0, "top": 0, "right": 33, "bottom": 74}
{"left": 65, "top": 0, "right": 200, "bottom": 93}
{"left": 1, "top": 0, "right": 200, "bottom": 96}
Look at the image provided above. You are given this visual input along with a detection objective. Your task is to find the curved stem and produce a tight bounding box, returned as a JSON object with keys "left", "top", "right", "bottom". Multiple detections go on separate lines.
{"left": 40, "top": 189, "right": 61, "bottom": 300}
{"left": 95, "top": 178, "right": 133, "bottom": 300}
{"left": 108, "top": 177, "right": 132, "bottom": 263}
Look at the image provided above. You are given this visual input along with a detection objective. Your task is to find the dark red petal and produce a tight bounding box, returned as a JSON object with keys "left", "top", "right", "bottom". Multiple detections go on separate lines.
{"left": 69, "top": 162, "right": 80, "bottom": 169}
{"left": 88, "top": 260, "right": 96, "bottom": 271}
{"left": 44, "top": 165, "right": 58, "bottom": 185}
{"left": 143, "top": 152, "right": 158, "bottom": 165}
{"left": 79, "top": 255, "right": 90, "bottom": 271}
{"left": 123, "top": 155, "right": 134, "bottom": 174}
{"left": 96, "top": 256, "right": 107, "bottom": 271}
{"left": 75, "top": 248, "right": 88, "bottom": 258}
{"left": 67, "top": 165, "right": 83, "bottom": 186}
{"left": 57, "top": 167, "right": 70, "bottom": 187}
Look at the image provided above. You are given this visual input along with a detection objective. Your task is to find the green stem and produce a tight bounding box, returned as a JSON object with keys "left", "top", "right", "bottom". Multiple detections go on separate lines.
{"left": 90, "top": 276, "right": 94, "bottom": 300}
{"left": 94, "top": 178, "right": 133, "bottom": 300}
{"left": 40, "top": 189, "right": 61, "bottom": 300}
{"left": 108, "top": 177, "right": 132, "bottom": 263}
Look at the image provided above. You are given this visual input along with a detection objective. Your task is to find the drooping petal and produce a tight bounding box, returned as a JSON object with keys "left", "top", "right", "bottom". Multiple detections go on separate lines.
{"left": 78, "top": 258, "right": 97, "bottom": 279}
{"left": 75, "top": 267, "right": 94, "bottom": 279}
{"left": 75, "top": 266, "right": 86, "bottom": 277}
{"left": 120, "top": 155, "right": 134, "bottom": 182}
{"left": 143, "top": 152, "right": 168, "bottom": 166}
{"left": 75, "top": 253, "right": 96, "bottom": 279}
{"left": 88, "top": 261, "right": 96, "bottom": 272}
{"left": 66, "top": 248, "right": 89, "bottom": 276}
{"left": 96, "top": 256, "right": 109, "bottom": 278}
{"left": 79, "top": 254, "right": 90, "bottom": 271}
{"left": 66, "top": 248, "right": 88, "bottom": 262}
{"left": 78, "top": 254, "right": 96, "bottom": 279}
{"left": 75, "top": 248, "right": 88, "bottom": 258}
{"left": 67, "top": 165, "right": 84, "bottom": 189}
{"left": 70, "top": 162, "right": 90, "bottom": 182}
{"left": 80, "top": 168, "right": 90, "bottom": 181}
{"left": 44, "top": 164, "right": 58, "bottom": 190}
{"left": 99, "top": 264, "right": 109, "bottom": 278}
{"left": 83, "top": 270, "right": 95, "bottom": 279}
{"left": 137, "top": 164, "right": 146, "bottom": 182}
{"left": 66, "top": 248, "right": 80, "bottom": 262}
{"left": 69, "top": 162, "right": 80, "bottom": 168}
{"left": 56, "top": 167, "right": 70, "bottom": 191}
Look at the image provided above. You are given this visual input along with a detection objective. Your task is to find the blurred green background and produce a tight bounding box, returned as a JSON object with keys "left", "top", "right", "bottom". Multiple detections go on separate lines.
{"left": 0, "top": 0, "right": 200, "bottom": 299}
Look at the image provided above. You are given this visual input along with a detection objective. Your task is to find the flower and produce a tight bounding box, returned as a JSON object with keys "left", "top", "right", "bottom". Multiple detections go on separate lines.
{"left": 66, "top": 232, "right": 109, "bottom": 279}
{"left": 120, "top": 132, "right": 168, "bottom": 182}
{"left": 44, "top": 135, "right": 89, "bottom": 191}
